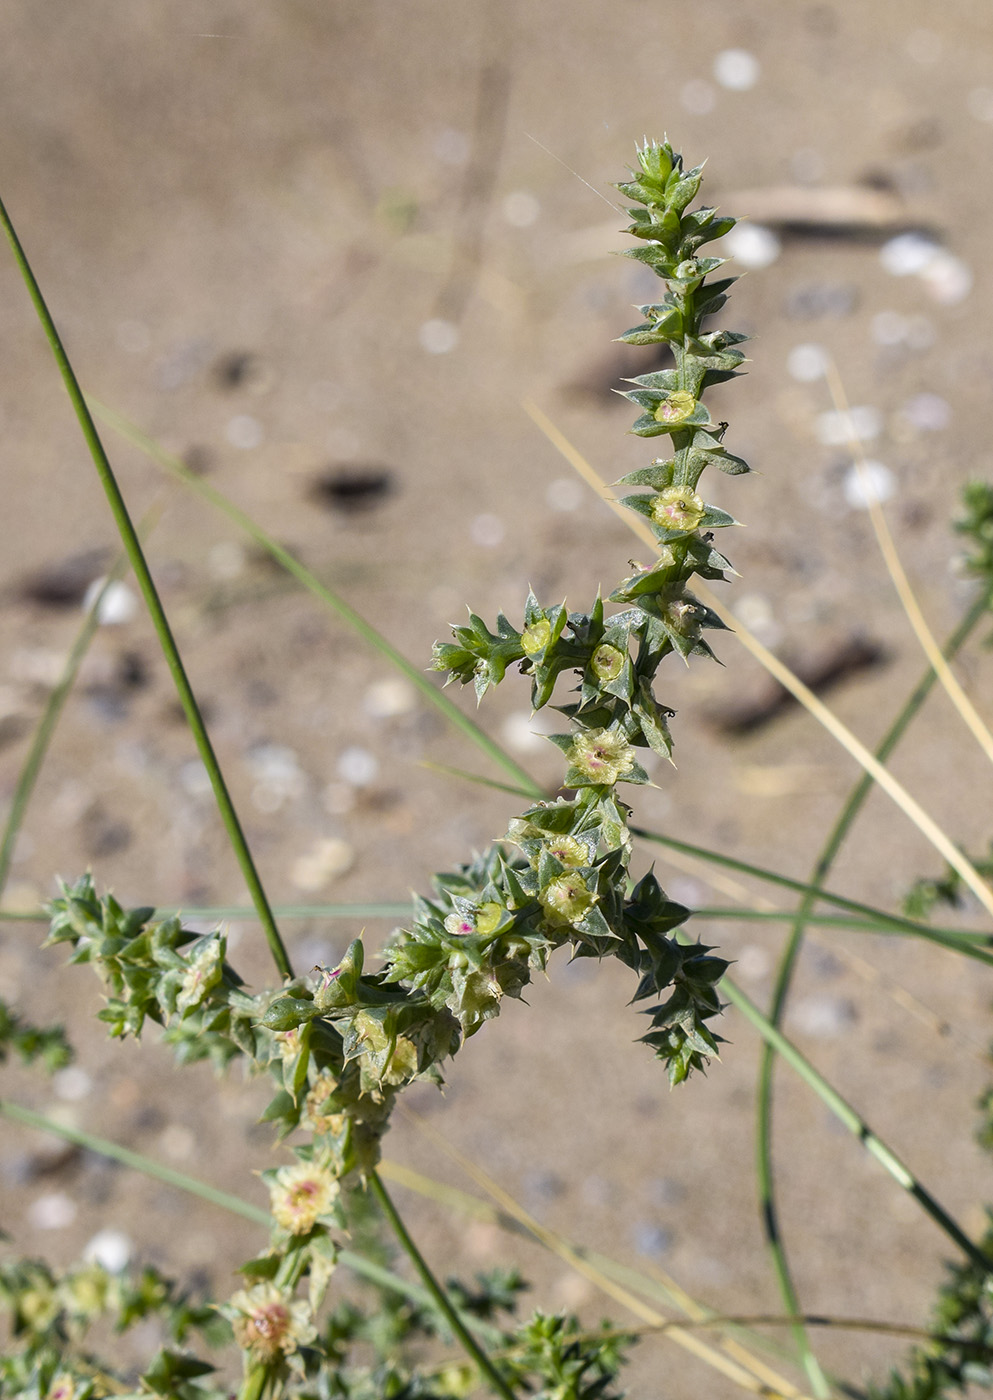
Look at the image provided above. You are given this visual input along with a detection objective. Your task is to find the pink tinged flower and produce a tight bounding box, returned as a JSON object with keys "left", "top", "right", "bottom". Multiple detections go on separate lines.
{"left": 653, "top": 390, "right": 697, "bottom": 425}
{"left": 46, "top": 1379, "right": 75, "bottom": 1400}
{"left": 545, "top": 835, "right": 588, "bottom": 868}
{"left": 269, "top": 1159, "right": 339, "bottom": 1234}
{"left": 229, "top": 1282, "right": 316, "bottom": 1362}
{"left": 444, "top": 912, "right": 476, "bottom": 937}
{"left": 567, "top": 728, "right": 635, "bottom": 785}
{"left": 650, "top": 486, "right": 705, "bottom": 532}
{"left": 539, "top": 872, "right": 596, "bottom": 926}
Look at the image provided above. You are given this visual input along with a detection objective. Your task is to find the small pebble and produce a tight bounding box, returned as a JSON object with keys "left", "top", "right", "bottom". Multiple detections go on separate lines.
{"left": 364, "top": 678, "right": 416, "bottom": 718}
{"left": 207, "top": 541, "right": 246, "bottom": 580}
{"left": 900, "top": 392, "right": 951, "bottom": 431}
{"left": 225, "top": 414, "right": 263, "bottom": 449}
{"left": 290, "top": 838, "right": 354, "bottom": 893}
{"left": 545, "top": 478, "right": 584, "bottom": 512}
{"left": 83, "top": 1228, "right": 132, "bottom": 1273}
{"left": 178, "top": 759, "right": 212, "bottom": 798}
{"left": 725, "top": 222, "right": 780, "bottom": 270}
{"left": 785, "top": 282, "right": 858, "bottom": 319}
{"left": 843, "top": 460, "right": 895, "bottom": 510}
{"left": 501, "top": 712, "right": 546, "bottom": 754}
{"left": 815, "top": 405, "right": 882, "bottom": 447}
{"left": 434, "top": 127, "right": 470, "bottom": 165}
{"left": 418, "top": 319, "right": 459, "bottom": 354}
{"left": 53, "top": 1067, "right": 93, "bottom": 1102}
{"left": 968, "top": 87, "right": 993, "bottom": 122}
{"left": 502, "top": 191, "right": 540, "bottom": 227}
{"left": 157, "top": 1123, "right": 196, "bottom": 1162}
{"left": 337, "top": 745, "right": 378, "bottom": 787}
{"left": 736, "top": 944, "right": 772, "bottom": 981}
{"left": 28, "top": 1192, "right": 77, "bottom": 1230}
{"left": 247, "top": 743, "right": 305, "bottom": 812}
{"left": 919, "top": 251, "right": 972, "bottom": 305}
{"left": 787, "top": 343, "right": 829, "bottom": 383}
{"left": 470, "top": 514, "right": 504, "bottom": 547}
{"left": 713, "top": 48, "right": 760, "bottom": 91}
{"left": 82, "top": 579, "right": 139, "bottom": 626}
{"left": 879, "top": 232, "right": 941, "bottom": 277}
{"left": 632, "top": 1221, "right": 673, "bottom": 1258}
{"left": 791, "top": 993, "right": 858, "bottom": 1038}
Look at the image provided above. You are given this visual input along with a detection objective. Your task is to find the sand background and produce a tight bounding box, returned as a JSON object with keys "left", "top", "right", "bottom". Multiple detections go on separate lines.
{"left": 3, "top": 2, "right": 993, "bottom": 1394}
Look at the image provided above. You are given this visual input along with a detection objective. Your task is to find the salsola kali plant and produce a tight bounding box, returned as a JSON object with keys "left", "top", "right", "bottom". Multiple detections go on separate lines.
{"left": 4, "top": 138, "right": 993, "bottom": 1397}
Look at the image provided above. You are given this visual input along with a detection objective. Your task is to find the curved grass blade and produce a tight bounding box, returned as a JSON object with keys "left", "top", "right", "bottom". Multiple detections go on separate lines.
{"left": 90, "top": 398, "right": 544, "bottom": 802}
{"left": 756, "top": 572, "right": 993, "bottom": 1393}
{"left": 0, "top": 193, "right": 292, "bottom": 983}
{"left": 0, "top": 1098, "right": 504, "bottom": 1344}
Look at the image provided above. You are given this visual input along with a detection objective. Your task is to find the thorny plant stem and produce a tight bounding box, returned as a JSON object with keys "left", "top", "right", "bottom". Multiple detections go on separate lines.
{"left": 755, "top": 589, "right": 993, "bottom": 1391}
{"left": 0, "top": 190, "right": 293, "bottom": 983}
{"left": 369, "top": 1169, "right": 518, "bottom": 1400}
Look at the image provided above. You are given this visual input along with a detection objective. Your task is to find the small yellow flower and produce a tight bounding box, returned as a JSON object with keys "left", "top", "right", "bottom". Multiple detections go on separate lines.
{"left": 545, "top": 835, "right": 588, "bottom": 868}
{"left": 303, "top": 1072, "right": 340, "bottom": 1135}
{"left": 591, "top": 643, "right": 625, "bottom": 682}
{"left": 567, "top": 728, "right": 635, "bottom": 785}
{"left": 653, "top": 390, "right": 697, "bottom": 426}
{"left": 651, "top": 486, "right": 705, "bottom": 532}
{"left": 521, "top": 617, "right": 551, "bottom": 656}
{"left": 269, "top": 1159, "right": 339, "bottom": 1234}
{"left": 540, "top": 873, "right": 596, "bottom": 927}
{"left": 229, "top": 1282, "right": 316, "bottom": 1363}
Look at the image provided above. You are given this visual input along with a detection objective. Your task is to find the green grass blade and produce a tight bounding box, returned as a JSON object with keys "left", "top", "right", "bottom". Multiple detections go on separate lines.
{"left": 0, "top": 193, "right": 292, "bottom": 983}
{"left": 755, "top": 591, "right": 992, "bottom": 1390}
{"left": 91, "top": 398, "right": 544, "bottom": 802}
{"left": 634, "top": 827, "right": 991, "bottom": 955}
{"left": 715, "top": 970, "right": 992, "bottom": 1273}
{"left": 0, "top": 1097, "right": 504, "bottom": 1338}
{"left": 0, "top": 560, "right": 128, "bottom": 900}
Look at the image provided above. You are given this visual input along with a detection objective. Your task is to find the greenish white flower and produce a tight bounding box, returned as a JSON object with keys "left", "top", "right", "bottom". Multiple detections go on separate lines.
{"left": 228, "top": 1281, "right": 316, "bottom": 1363}
{"left": 521, "top": 617, "right": 551, "bottom": 656}
{"left": 653, "top": 390, "right": 697, "bottom": 425}
{"left": 539, "top": 873, "right": 596, "bottom": 926}
{"left": 651, "top": 486, "right": 705, "bottom": 532}
{"left": 269, "top": 1158, "right": 339, "bottom": 1234}
{"left": 568, "top": 728, "right": 635, "bottom": 785}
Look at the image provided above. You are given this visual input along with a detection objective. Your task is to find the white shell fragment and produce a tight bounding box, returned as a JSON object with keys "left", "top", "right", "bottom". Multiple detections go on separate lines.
{"left": 84, "top": 1228, "right": 133, "bottom": 1273}
{"left": 290, "top": 837, "right": 354, "bottom": 892}
{"left": 82, "top": 578, "right": 139, "bottom": 626}
{"left": 724, "top": 222, "right": 781, "bottom": 270}
{"left": 843, "top": 460, "right": 895, "bottom": 510}
{"left": 815, "top": 405, "right": 883, "bottom": 447}
{"left": 787, "top": 343, "right": 829, "bottom": 383}
{"left": 713, "top": 49, "right": 760, "bottom": 91}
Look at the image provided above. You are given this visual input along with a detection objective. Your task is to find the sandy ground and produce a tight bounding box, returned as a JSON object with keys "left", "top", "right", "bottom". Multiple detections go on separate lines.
{"left": 3, "top": 2, "right": 993, "bottom": 1394}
